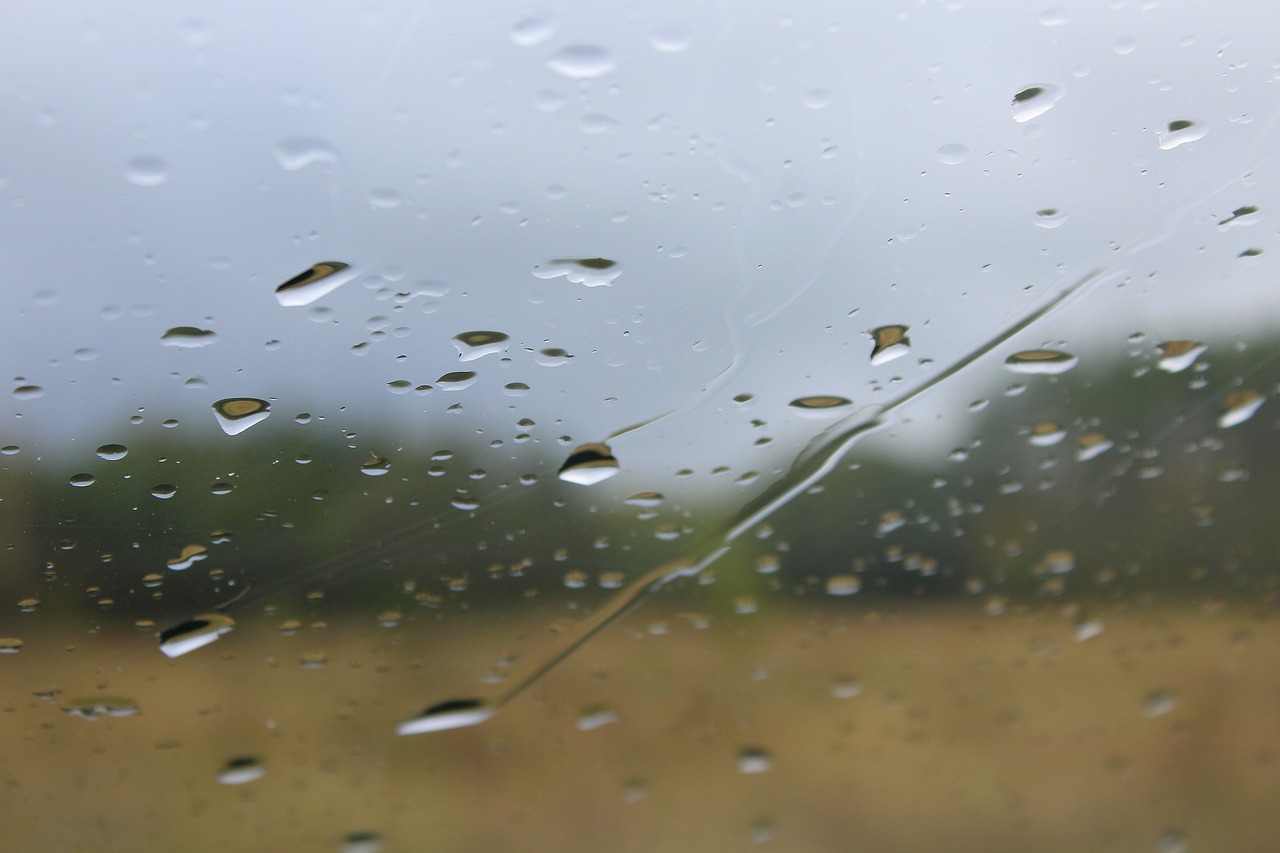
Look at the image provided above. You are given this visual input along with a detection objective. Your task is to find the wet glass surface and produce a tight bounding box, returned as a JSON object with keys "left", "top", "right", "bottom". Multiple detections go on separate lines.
{"left": 3, "top": 2, "right": 1280, "bottom": 850}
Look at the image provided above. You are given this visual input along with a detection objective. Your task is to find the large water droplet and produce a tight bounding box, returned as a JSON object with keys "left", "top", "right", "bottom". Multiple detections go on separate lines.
{"left": 160, "top": 326, "right": 217, "bottom": 348}
{"left": 273, "top": 136, "right": 341, "bottom": 171}
{"left": 559, "top": 443, "right": 620, "bottom": 485}
{"left": 158, "top": 613, "right": 235, "bottom": 658}
{"left": 125, "top": 155, "right": 171, "bottom": 186}
{"left": 1218, "top": 390, "right": 1264, "bottom": 428}
{"left": 532, "top": 257, "right": 623, "bottom": 287}
{"left": 398, "top": 699, "right": 495, "bottom": 735}
{"left": 1156, "top": 340, "right": 1206, "bottom": 373}
{"left": 1011, "top": 84, "right": 1063, "bottom": 122}
{"left": 869, "top": 325, "right": 910, "bottom": 366}
{"left": 1004, "top": 350, "right": 1078, "bottom": 375}
{"left": 546, "top": 45, "right": 616, "bottom": 79}
{"left": 95, "top": 443, "right": 128, "bottom": 461}
{"left": 167, "top": 544, "right": 208, "bottom": 571}
{"left": 453, "top": 331, "right": 510, "bottom": 362}
{"left": 212, "top": 398, "right": 271, "bottom": 436}
{"left": 1217, "top": 205, "right": 1259, "bottom": 229}
{"left": 274, "top": 261, "right": 358, "bottom": 307}
{"left": 1157, "top": 119, "right": 1207, "bottom": 150}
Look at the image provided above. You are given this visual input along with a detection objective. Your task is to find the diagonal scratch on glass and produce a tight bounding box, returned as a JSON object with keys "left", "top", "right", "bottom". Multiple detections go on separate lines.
{"left": 397, "top": 266, "right": 1111, "bottom": 735}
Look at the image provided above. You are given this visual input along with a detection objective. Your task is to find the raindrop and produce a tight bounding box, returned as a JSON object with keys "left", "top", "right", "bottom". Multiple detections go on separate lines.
{"left": 737, "top": 747, "right": 773, "bottom": 774}
{"left": 546, "top": 45, "right": 616, "bottom": 79}
{"left": 788, "top": 396, "right": 853, "bottom": 416}
{"left": 437, "top": 371, "right": 477, "bottom": 390}
{"left": 453, "top": 330, "right": 510, "bottom": 362}
{"left": 1156, "top": 340, "right": 1206, "bottom": 373}
{"left": 340, "top": 832, "right": 385, "bottom": 853}
{"left": 151, "top": 484, "right": 178, "bottom": 499}
{"left": 503, "top": 382, "right": 530, "bottom": 397}
{"left": 624, "top": 491, "right": 664, "bottom": 507}
{"left": 68, "top": 473, "right": 96, "bottom": 488}
{"left": 1076, "top": 433, "right": 1114, "bottom": 461}
{"left": 1027, "top": 421, "right": 1066, "bottom": 446}
{"left": 158, "top": 613, "right": 235, "bottom": 658}
{"left": 217, "top": 756, "right": 266, "bottom": 785}
{"left": 1143, "top": 690, "right": 1179, "bottom": 718}
{"left": 869, "top": 325, "right": 911, "bottom": 365}
{"left": 275, "top": 261, "right": 359, "bottom": 307}
{"left": 558, "top": 443, "right": 620, "bottom": 485}
{"left": 534, "top": 347, "right": 574, "bottom": 367}
{"left": 212, "top": 398, "right": 271, "bottom": 436}
{"left": 1034, "top": 208, "right": 1067, "bottom": 228}
{"left": 1011, "top": 84, "right": 1063, "bottom": 122}
{"left": 360, "top": 455, "right": 391, "bottom": 476}
{"left": 648, "top": 25, "right": 692, "bottom": 53}
{"left": 273, "top": 136, "right": 341, "bottom": 171}
{"left": 576, "top": 706, "right": 621, "bottom": 731}
{"left": 825, "top": 575, "right": 861, "bottom": 596}
{"left": 935, "top": 143, "right": 969, "bottom": 165}
{"left": 0, "top": 638, "right": 22, "bottom": 654}
{"left": 160, "top": 326, "right": 217, "bottom": 347}
{"left": 125, "top": 155, "right": 170, "bottom": 186}
{"left": 1218, "top": 390, "right": 1264, "bottom": 428}
{"left": 1217, "top": 205, "right": 1259, "bottom": 228}
{"left": 1073, "top": 619, "right": 1105, "bottom": 642}
{"left": 1157, "top": 120, "right": 1207, "bottom": 150}
{"left": 167, "top": 544, "right": 208, "bottom": 571}
{"left": 1004, "top": 350, "right": 1078, "bottom": 375}
{"left": 532, "top": 257, "right": 623, "bottom": 287}
{"left": 12, "top": 385, "right": 44, "bottom": 400}
{"left": 61, "top": 697, "right": 140, "bottom": 720}
{"left": 398, "top": 699, "right": 495, "bottom": 735}
{"left": 511, "top": 13, "right": 556, "bottom": 47}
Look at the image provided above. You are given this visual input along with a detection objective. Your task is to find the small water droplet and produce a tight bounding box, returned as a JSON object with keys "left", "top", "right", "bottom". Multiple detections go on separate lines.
{"left": 1218, "top": 390, "right": 1264, "bottom": 428}
{"left": 802, "top": 88, "right": 833, "bottom": 109}
{"left": 125, "top": 155, "right": 170, "bottom": 186}
{"left": 1073, "top": 618, "right": 1104, "bottom": 642}
{"left": 339, "top": 832, "right": 385, "bottom": 853}
{"left": 159, "top": 613, "right": 235, "bottom": 658}
{"left": 1027, "top": 421, "right": 1066, "bottom": 446}
{"left": 275, "top": 261, "right": 359, "bottom": 307}
{"left": 68, "top": 473, "right": 96, "bottom": 488}
{"left": 1076, "top": 433, "right": 1114, "bottom": 461}
{"left": 1004, "top": 350, "right": 1078, "bottom": 375}
{"left": 1158, "top": 120, "right": 1207, "bottom": 150}
{"left": 1143, "top": 690, "right": 1179, "bottom": 718}
{"left": 788, "top": 396, "right": 853, "bottom": 417}
{"left": 869, "top": 325, "right": 911, "bottom": 365}
{"left": 1034, "top": 208, "right": 1068, "bottom": 228}
{"left": 648, "top": 25, "right": 692, "bottom": 53}
{"left": 825, "top": 575, "right": 861, "bottom": 596}
{"left": 1038, "top": 7, "right": 1069, "bottom": 26}
{"left": 151, "top": 484, "right": 178, "bottom": 499}
{"left": 935, "top": 143, "right": 969, "bottom": 165}
{"left": 558, "top": 443, "right": 620, "bottom": 485}
{"left": 532, "top": 257, "right": 623, "bottom": 287}
{"left": 453, "top": 330, "right": 510, "bottom": 362}
{"left": 217, "top": 756, "right": 265, "bottom": 785}
{"left": 546, "top": 45, "right": 616, "bottom": 79}
{"left": 398, "top": 698, "right": 495, "bottom": 735}
{"left": 160, "top": 326, "right": 217, "bottom": 347}
{"left": 12, "top": 385, "right": 44, "bottom": 400}
{"left": 624, "top": 491, "right": 664, "bottom": 507}
{"left": 511, "top": 13, "right": 556, "bottom": 46}
{"left": 1011, "top": 84, "right": 1063, "bottom": 122}
{"left": 576, "top": 706, "right": 621, "bottom": 731}
{"left": 212, "top": 398, "right": 271, "bottom": 436}
{"left": 737, "top": 747, "right": 773, "bottom": 774}
{"left": 273, "top": 136, "right": 341, "bottom": 171}
{"left": 1156, "top": 340, "right": 1206, "bottom": 373}
{"left": 534, "top": 347, "right": 574, "bottom": 367}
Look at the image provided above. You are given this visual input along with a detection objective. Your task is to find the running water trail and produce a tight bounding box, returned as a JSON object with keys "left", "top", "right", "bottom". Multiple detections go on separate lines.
{"left": 398, "top": 267, "right": 1110, "bottom": 734}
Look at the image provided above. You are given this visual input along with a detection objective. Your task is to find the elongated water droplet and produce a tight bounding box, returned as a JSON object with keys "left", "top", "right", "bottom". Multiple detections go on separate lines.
{"left": 361, "top": 455, "right": 391, "bottom": 476}
{"left": 275, "top": 261, "right": 358, "bottom": 307}
{"left": 218, "top": 756, "right": 265, "bottom": 785}
{"left": 1004, "top": 350, "right": 1078, "bottom": 375}
{"left": 62, "top": 697, "right": 140, "bottom": 720}
{"left": 624, "top": 491, "right": 664, "bottom": 507}
{"left": 546, "top": 45, "right": 615, "bottom": 79}
{"left": 1217, "top": 205, "right": 1259, "bottom": 228}
{"left": 212, "top": 398, "right": 271, "bottom": 435}
{"left": 576, "top": 706, "right": 621, "bottom": 731}
{"left": 398, "top": 699, "right": 495, "bottom": 735}
{"left": 12, "top": 385, "right": 44, "bottom": 400}
{"left": 788, "top": 396, "right": 853, "bottom": 416}
{"left": 1158, "top": 120, "right": 1207, "bottom": 150}
{"left": 159, "top": 613, "right": 235, "bottom": 658}
{"left": 869, "top": 325, "right": 910, "bottom": 365}
{"left": 1076, "top": 433, "right": 1113, "bottom": 461}
{"left": 453, "top": 331, "right": 509, "bottom": 362}
{"left": 167, "top": 544, "right": 208, "bottom": 571}
{"left": 532, "top": 257, "right": 622, "bottom": 287}
{"left": 1012, "top": 84, "right": 1063, "bottom": 122}
{"left": 1156, "top": 340, "right": 1206, "bottom": 373}
{"left": 1027, "top": 421, "right": 1066, "bottom": 446}
{"left": 0, "top": 637, "right": 23, "bottom": 654}
{"left": 125, "top": 155, "right": 170, "bottom": 186}
{"left": 160, "top": 326, "right": 217, "bottom": 348}
{"left": 273, "top": 136, "right": 341, "bottom": 171}
{"left": 437, "top": 371, "right": 477, "bottom": 390}
{"left": 1218, "top": 390, "right": 1264, "bottom": 428}
{"left": 559, "top": 443, "right": 620, "bottom": 485}
{"left": 68, "top": 473, "right": 96, "bottom": 487}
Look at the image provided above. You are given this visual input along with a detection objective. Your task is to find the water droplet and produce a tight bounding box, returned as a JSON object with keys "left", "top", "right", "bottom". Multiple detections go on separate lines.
{"left": 68, "top": 473, "right": 96, "bottom": 488}
{"left": 1027, "top": 421, "right": 1066, "bottom": 446}
{"left": 546, "top": 45, "right": 615, "bottom": 79}
{"left": 160, "top": 326, "right": 217, "bottom": 347}
{"left": 511, "top": 13, "right": 556, "bottom": 47}
{"left": 159, "top": 613, "right": 235, "bottom": 658}
{"left": 366, "top": 187, "right": 401, "bottom": 209}
{"left": 61, "top": 697, "right": 140, "bottom": 720}
{"left": 1218, "top": 390, "right": 1264, "bottom": 428}
{"left": 94, "top": 443, "right": 128, "bottom": 461}
{"left": 274, "top": 261, "right": 359, "bottom": 307}
{"left": 1155, "top": 831, "right": 1189, "bottom": 853}
{"left": 217, "top": 756, "right": 265, "bottom": 785}
{"left": 649, "top": 25, "right": 692, "bottom": 53}
{"left": 453, "top": 330, "right": 510, "bottom": 362}
{"left": 503, "top": 382, "right": 530, "bottom": 397}
{"left": 935, "top": 143, "right": 969, "bottom": 165}
{"left": 788, "top": 396, "right": 853, "bottom": 417}
{"left": 1156, "top": 340, "right": 1206, "bottom": 373}
{"left": 17, "top": 597, "right": 40, "bottom": 612}
{"left": 386, "top": 380, "right": 413, "bottom": 395}
{"left": 1143, "top": 690, "right": 1179, "bottom": 718}
{"left": 1217, "top": 205, "right": 1259, "bottom": 228}
{"left": 151, "top": 484, "right": 178, "bottom": 499}
{"left": 1076, "top": 433, "right": 1114, "bottom": 461}
{"left": 1004, "top": 350, "right": 1078, "bottom": 375}
{"left": 624, "top": 491, "right": 664, "bottom": 508}
{"left": 437, "top": 371, "right": 477, "bottom": 390}
{"left": 869, "top": 325, "right": 910, "bottom": 365}
{"left": 398, "top": 698, "right": 495, "bottom": 735}
{"left": 167, "top": 544, "right": 208, "bottom": 571}
{"left": 125, "top": 155, "right": 170, "bottom": 186}
{"left": 534, "top": 347, "right": 574, "bottom": 367}
{"left": 825, "top": 575, "right": 861, "bottom": 596}
{"left": 576, "top": 706, "right": 621, "bottom": 731}
{"left": 1157, "top": 120, "right": 1207, "bottom": 150}
{"left": 0, "top": 637, "right": 24, "bottom": 654}
{"left": 737, "top": 747, "right": 773, "bottom": 774}
{"left": 12, "top": 385, "right": 44, "bottom": 400}
{"left": 361, "top": 455, "right": 391, "bottom": 476}
{"left": 802, "top": 88, "right": 833, "bottom": 109}
{"left": 340, "top": 832, "right": 385, "bottom": 853}
{"left": 212, "top": 398, "right": 271, "bottom": 436}
{"left": 1034, "top": 208, "right": 1067, "bottom": 228}
{"left": 273, "top": 136, "right": 341, "bottom": 171}
{"left": 1073, "top": 619, "right": 1104, "bottom": 642}
{"left": 558, "top": 443, "right": 620, "bottom": 485}
{"left": 1038, "top": 7, "right": 1069, "bottom": 26}
{"left": 1011, "top": 84, "right": 1063, "bottom": 122}
{"left": 532, "top": 257, "right": 623, "bottom": 287}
